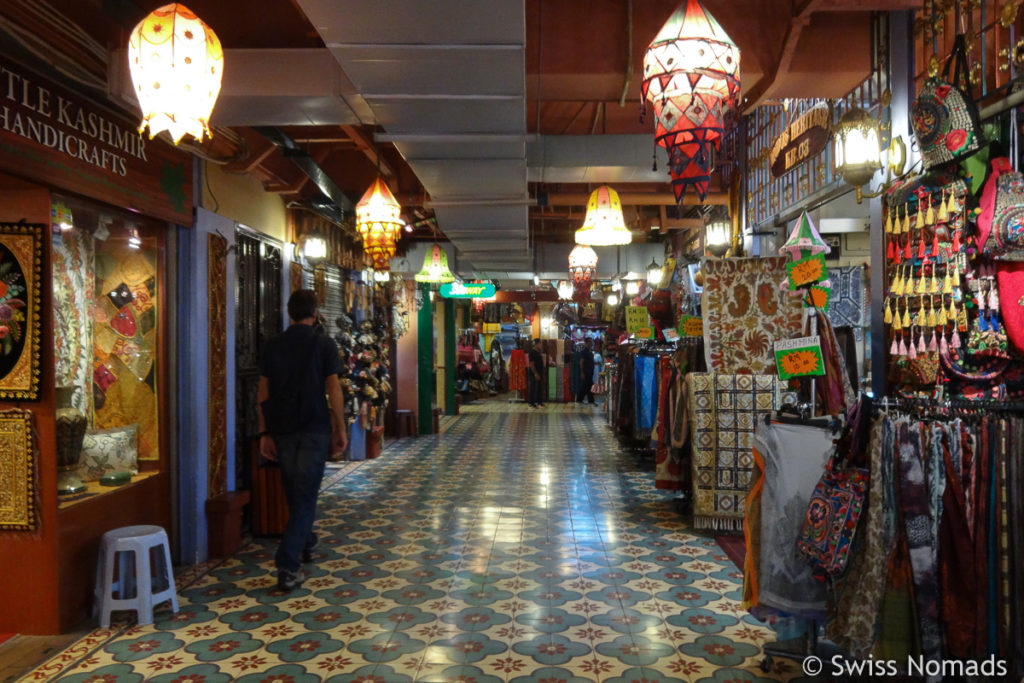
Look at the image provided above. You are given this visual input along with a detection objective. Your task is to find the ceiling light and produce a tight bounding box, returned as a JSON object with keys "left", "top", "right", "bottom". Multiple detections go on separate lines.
{"left": 557, "top": 280, "right": 574, "bottom": 300}
{"left": 646, "top": 258, "right": 663, "bottom": 287}
{"left": 642, "top": 0, "right": 740, "bottom": 202}
{"left": 414, "top": 244, "right": 456, "bottom": 284}
{"left": 533, "top": 274, "right": 541, "bottom": 286}
{"left": 128, "top": 3, "right": 224, "bottom": 144}
{"left": 575, "top": 185, "right": 632, "bottom": 246}
{"left": 357, "top": 176, "right": 404, "bottom": 271}
{"left": 568, "top": 245, "right": 598, "bottom": 292}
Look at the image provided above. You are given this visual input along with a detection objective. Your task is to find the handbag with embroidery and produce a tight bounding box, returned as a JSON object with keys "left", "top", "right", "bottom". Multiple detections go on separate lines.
{"left": 797, "top": 453, "right": 869, "bottom": 580}
{"left": 992, "top": 168, "right": 1024, "bottom": 260}
{"left": 911, "top": 34, "right": 983, "bottom": 170}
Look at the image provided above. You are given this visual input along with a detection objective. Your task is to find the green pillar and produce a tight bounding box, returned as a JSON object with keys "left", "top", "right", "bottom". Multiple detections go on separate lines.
{"left": 444, "top": 298, "right": 456, "bottom": 415}
{"left": 417, "top": 283, "right": 434, "bottom": 435}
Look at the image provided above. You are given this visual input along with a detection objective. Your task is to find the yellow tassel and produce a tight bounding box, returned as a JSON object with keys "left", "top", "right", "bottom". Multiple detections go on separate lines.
{"left": 930, "top": 272, "right": 939, "bottom": 294}
{"left": 938, "top": 189, "right": 949, "bottom": 223}
{"left": 952, "top": 267, "right": 960, "bottom": 288}
{"left": 893, "top": 268, "right": 903, "bottom": 296}
{"left": 915, "top": 202, "right": 924, "bottom": 230}
{"left": 938, "top": 304, "right": 947, "bottom": 326}
{"left": 927, "top": 302, "right": 937, "bottom": 327}
{"left": 885, "top": 208, "right": 893, "bottom": 234}
{"left": 902, "top": 302, "right": 912, "bottom": 328}
{"left": 894, "top": 304, "right": 903, "bottom": 330}
{"left": 899, "top": 206, "right": 908, "bottom": 234}
{"left": 949, "top": 298, "right": 957, "bottom": 320}
{"left": 942, "top": 270, "right": 952, "bottom": 294}
{"left": 947, "top": 189, "right": 958, "bottom": 214}
{"left": 916, "top": 305, "right": 926, "bottom": 327}
{"left": 925, "top": 196, "right": 935, "bottom": 225}
{"left": 885, "top": 299, "right": 893, "bottom": 324}
{"left": 916, "top": 273, "right": 927, "bottom": 294}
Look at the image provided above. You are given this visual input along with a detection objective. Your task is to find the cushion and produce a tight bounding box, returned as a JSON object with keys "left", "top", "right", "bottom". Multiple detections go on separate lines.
{"left": 77, "top": 424, "right": 139, "bottom": 482}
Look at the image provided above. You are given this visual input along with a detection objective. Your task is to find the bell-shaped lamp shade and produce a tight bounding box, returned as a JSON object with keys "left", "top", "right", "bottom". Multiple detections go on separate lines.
{"left": 414, "top": 244, "right": 456, "bottom": 283}
{"left": 575, "top": 185, "right": 633, "bottom": 246}
{"left": 557, "top": 280, "right": 575, "bottom": 300}
{"left": 705, "top": 217, "right": 730, "bottom": 257}
{"left": 834, "top": 107, "right": 881, "bottom": 189}
{"left": 568, "top": 244, "right": 598, "bottom": 288}
{"left": 357, "top": 177, "right": 404, "bottom": 270}
{"left": 646, "top": 258, "right": 663, "bottom": 287}
{"left": 128, "top": 3, "right": 224, "bottom": 144}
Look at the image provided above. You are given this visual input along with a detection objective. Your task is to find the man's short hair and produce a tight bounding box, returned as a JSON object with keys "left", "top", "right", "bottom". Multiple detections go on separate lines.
{"left": 288, "top": 289, "right": 318, "bottom": 321}
{"left": 533, "top": 338, "right": 541, "bottom": 345}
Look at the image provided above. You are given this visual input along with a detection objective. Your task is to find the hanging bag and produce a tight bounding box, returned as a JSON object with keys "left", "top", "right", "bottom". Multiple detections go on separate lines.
{"left": 796, "top": 453, "right": 869, "bottom": 579}
{"left": 911, "top": 34, "right": 984, "bottom": 170}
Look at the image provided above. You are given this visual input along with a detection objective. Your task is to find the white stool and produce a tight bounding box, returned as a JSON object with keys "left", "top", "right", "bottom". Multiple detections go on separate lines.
{"left": 94, "top": 525, "right": 179, "bottom": 627}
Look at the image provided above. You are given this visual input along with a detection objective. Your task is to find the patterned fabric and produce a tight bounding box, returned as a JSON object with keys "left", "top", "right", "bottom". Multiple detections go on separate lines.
{"left": 825, "top": 265, "right": 868, "bottom": 331}
{"left": 508, "top": 349, "right": 526, "bottom": 392}
{"left": 654, "top": 356, "right": 679, "bottom": 490}
{"left": 688, "top": 373, "right": 790, "bottom": 530}
{"left": 52, "top": 230, "right": 95, "bottom": 418}
{"left": 797, "top": 455, "right": 868, "bottom": 578}
{"left": 633, "top": 355, "right": 658, "bottom": 437}
{"left": 702, "top": 257, "right": 803, "bottom": 374}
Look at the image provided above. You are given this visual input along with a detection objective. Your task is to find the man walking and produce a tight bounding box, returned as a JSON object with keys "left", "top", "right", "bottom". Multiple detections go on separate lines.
{"left": 577, "top": 338, "right": 596, "bottom": 404}
{"left": 527, "top": 338, "right": 545, "bottom": 408}
{"left": 258, "top": 289, "right": 347, "bottom": 591}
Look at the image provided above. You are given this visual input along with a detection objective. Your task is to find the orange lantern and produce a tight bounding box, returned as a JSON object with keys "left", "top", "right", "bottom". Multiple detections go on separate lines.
{"left": 356, "top": 177, "right": 404, "bottom": 271}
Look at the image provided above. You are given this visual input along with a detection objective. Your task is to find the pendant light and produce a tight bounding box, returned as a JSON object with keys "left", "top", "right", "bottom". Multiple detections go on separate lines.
{"left": 575, "top": 185, "right": 633, "bottom": 246}
{"left": 646, "top": 258, "right": 663, "bottom": 287}
{"left": 414, "top": 244, "right": 456, "bottom": 284}
{"left": 557, "top": 280, "right": 575, "bottom": 300}
{"left": 568, "top": 244, "right": 598, "bottom": 291}
{"left": 356, "top": 177, "right": 404, "bottom": 270}
{"left": 128, "top": 3, "right": 224, "bottom": 144}
{"left": 705, "top": 214, "right": 731, "bottom": 257}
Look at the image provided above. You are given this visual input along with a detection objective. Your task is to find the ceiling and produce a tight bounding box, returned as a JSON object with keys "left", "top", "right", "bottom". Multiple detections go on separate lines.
{"left": 4, "top": 0, "right": 918, "bottom": 282}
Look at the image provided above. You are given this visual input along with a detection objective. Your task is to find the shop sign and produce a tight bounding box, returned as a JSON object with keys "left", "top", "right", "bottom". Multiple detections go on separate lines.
{"left": 769, "top": 104, "right": 831, "bottom": 178}
{"left": 0, "top": 57, "right": 193, "bottom": 226}
{"left": 774, "top": 335, "right": 825, "bottom": 380}
{"left": 439, "top": 282, "right": 496, "bottom": 299}
{"left": 625, "top": 305, "right": 649, "bottom": 335}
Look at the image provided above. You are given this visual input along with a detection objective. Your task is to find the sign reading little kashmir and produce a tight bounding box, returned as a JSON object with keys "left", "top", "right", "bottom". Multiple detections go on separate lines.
{"left": 625, "top": 306, "right": 650, "bottom": 335}
{"left": 439, "top": 282, "right": 496, "bottom": 299}
{"left": 774, "top": 335, "right": 826, "bottom": 380}
{"left": 0, "top": 58, "right": 193, "bottom": 226}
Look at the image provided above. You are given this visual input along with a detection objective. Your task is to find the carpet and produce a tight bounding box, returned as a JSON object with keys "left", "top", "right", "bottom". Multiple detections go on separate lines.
{"left": 702, "top": 257, "right": 803, "bottom": 375}
{"left": 716, "top": 534, "right": 746, "bottom": 570}
{"left": 688, "top": 373, "right": 791, "bottom": 531}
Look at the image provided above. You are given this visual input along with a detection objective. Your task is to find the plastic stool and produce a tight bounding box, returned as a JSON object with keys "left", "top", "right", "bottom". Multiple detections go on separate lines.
{"left": 94, "top": 525, "right": 179, "bottom": 627}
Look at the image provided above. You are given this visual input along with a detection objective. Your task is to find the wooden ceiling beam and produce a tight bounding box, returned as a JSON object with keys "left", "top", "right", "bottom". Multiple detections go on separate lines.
{"left": 545, "top": 192, "right": 728, "bottom": 206}
{"left": 340, "top": 125, "right": 395, "bottom": 178}
{"left": 740, "top": 0, "right": 825, "bottom": 113}
{"left": 225, "top": 140, "right": 277, "bottom": 174}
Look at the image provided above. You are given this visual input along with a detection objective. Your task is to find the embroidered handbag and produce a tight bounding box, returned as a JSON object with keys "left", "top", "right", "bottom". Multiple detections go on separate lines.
{"left": 992, "top": 169, "right": 1024, "bottom": 260}
{"left": 797, "top": 454, "right": 869, "bottom": 579}
{"left": 911, "top": 34, "right": 983, "bottom": 170}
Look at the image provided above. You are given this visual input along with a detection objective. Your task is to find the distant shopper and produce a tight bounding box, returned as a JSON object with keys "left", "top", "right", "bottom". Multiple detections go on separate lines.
{"left": 577, "top": 338, "right": 596, "bottom": 404}
{"left": 527, "top": 338, "right": 545, "bottom": 408}
{"left": 258, "top": 289, "right": 347, "bottom": 591}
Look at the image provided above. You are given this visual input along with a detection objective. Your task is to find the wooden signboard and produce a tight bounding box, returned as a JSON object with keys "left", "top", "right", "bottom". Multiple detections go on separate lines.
{"left": 769, "top": 104, "right": 831, "bottom": 178}
{"left": 0, "top": 57, "right": 193, "bottom": 226}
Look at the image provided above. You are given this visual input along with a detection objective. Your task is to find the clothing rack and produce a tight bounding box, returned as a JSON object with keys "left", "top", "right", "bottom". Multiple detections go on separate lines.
{"left": 874, "top": 396, "right": 1024, "bottom": 415}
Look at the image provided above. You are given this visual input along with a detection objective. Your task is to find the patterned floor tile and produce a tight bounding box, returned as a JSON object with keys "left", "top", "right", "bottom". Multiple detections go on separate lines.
{"left": 20, "top": 401, "right": 795, "bottom": 682}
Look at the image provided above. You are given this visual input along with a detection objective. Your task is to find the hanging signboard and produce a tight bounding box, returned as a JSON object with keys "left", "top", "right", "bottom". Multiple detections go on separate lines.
{"left": 769, "top": 104, "right": 831, "bottom": 178}
{"left": 0, "top": 57, "right": 193, "bottom": 226}
{"left": 439, "top": 282, "right": 496, "bottom": 299}
{"left": 774, "top": 335, "right": 826, "bottom": 380}
{"left": 625, "top": 305, "right": 650, "bottom": 335}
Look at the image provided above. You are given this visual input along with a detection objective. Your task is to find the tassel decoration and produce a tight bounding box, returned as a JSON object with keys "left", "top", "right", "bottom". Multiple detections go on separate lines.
{"left": 938, "top": 189, "right": 949, "bottom": 223}
{"left": 908, "top": 335, "right": 918, "bottom": 359}
{"left": 940, "top": 333, "right": 949, "bottom": 354}
{"left": 943, "top": 270, "right": 952, "bottom": 294}
{"left": 952, "top": 329, "right": 961, "bottom": 348}
{"left": 918, "top": 236, "right": 927, "bottom": 259}
{"left": 947, "top": 190, "right": 958, "bottom": 214}
{"left": 925, "top": 196, "right": 935, "bottom": 225}
{"left": 931, "top": 230, "right": 940, "bottom": 257}
{"left": 885, "top": 208, "right": 893, "bottom": 234}
{"left": 891, "top": 336, "right": 899, "bottom": 355}
{"left": 952, "top": 267, "right": 960, "bottom": 288}
{"left": 902, "top": 301, "right": 912, "bottom": 328}
{"left": 915, "top": 202, "right": 924, "bottom": 230}
{"left": 917, "top": 331, "right": 926, "bottom": 354}
{"left": 927, "top": 302, "right": 937, "bottom": 327}
{"left": 904, "top": 237, "right": 913, "bottom": 260}
{"left": 938, "top": 303, "right": 947, "bottom": 326}
{"left": 928, "top": 330, "right": 938, "bottom": 352}
{"left": 885, "top": 298, "right": 894, "bottom": 324}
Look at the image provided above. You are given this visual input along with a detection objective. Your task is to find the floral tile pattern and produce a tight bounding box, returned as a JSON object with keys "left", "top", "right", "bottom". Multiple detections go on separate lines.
{"left": 23, "top": 403, "right": 803, "bottom": 682}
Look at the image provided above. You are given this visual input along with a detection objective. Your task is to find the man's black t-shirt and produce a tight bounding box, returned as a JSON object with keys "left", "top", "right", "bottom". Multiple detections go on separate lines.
{"left": 528, "top": 348, "right": 544, "bottom": 376}
{"left": 260, "top": 324, "right": 342, "bottom": 434}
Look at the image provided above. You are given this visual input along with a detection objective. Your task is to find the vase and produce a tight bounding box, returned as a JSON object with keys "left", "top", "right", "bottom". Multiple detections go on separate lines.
{"left": 55, "top": 386, "right": 87, "bottom": 494}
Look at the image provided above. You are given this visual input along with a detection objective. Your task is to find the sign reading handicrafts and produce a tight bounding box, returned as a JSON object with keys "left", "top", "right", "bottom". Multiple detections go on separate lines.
{"left": 769, "top": 104, "right": 831, "bottom": 178}
{"left": 774, "top": 335, "right": 826, "bottom": 380}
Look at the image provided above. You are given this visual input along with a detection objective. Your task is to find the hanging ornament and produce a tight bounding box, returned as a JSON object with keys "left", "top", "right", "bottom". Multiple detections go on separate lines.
{"left": 925, "top": 196, "right": 935, "bottom": 225}
{"left": 915, "top": 202, "right": 924, "bottom": 230}
{"left": 938, "top": 189, "right": 949, "bottom": 223}
{"left": 884, "top": 298, "right": 894, "bottom": 324}
{"left": 574, "top": 185, "right": 633, "bottom": 246}
{"left": 947, "top": 189, "right": 958, "bottom": 214}
{"left": 952, "top": 267, "right": 961, "bottom": 288}
{"left": 885, "top": 208, "right": 893, "bottom": 234}
{"left": 927, "top": 301, "right": 937, "bottom": 327}
{"left": 356, "top": 177, "right": 405, "bottom": 270}
{"left": 642, "top": 0, "right": 740, "bottom": 202}
{"left": 414, "top": 244, "right": 456, "bottom": 283}
{"left": 902, "top": 301, "right": 911, "bottom": 328}
{"left": 568, "top": 244, "right": 599, "bottom": 291}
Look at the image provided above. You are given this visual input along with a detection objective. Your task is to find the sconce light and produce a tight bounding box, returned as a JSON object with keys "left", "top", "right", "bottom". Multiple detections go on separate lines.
{"left": 834, "top": 105, "right": 909, "bottom": 203}
{"left": 705, "top": 216, "right": 731, "bottom": 258}
{"left": 301, "top": 231, "right": 327, "bottom": 263}
{"left": 374, "top": 270, "right": 391, "bottom": 283}
{"left": 646, "top": 258, "right": 663, "bottom": 287}
{"left": 625, "top": 279, "right": 641, "bottom": 297}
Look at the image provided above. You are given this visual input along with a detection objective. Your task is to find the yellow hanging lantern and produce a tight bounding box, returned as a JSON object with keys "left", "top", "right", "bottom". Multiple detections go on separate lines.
{"left": 356, "top": 177, "right": 404, "bottom": 270}
{"left": 574, "top": 185, "right": 633, "bottom": 246}
{"left": 128, "top": 3, "right": 224, "bottom": 144}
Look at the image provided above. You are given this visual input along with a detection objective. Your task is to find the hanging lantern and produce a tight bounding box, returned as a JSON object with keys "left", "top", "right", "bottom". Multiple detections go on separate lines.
{"left": 833, "top": 107, "right": 882, "bottom": 194}
{"left": 568, "top": 244, "right": 598, "bottom": 291}
{"left": 705, "top": 214, "right": 731, "bottom": 257}
{"left": 642, "top": 0, "right": 740, "bottom": 202}
{"left": 356, "top": 177, "right": 405, "bottom": 270}
{"left": 575, "top": 185, "right": 633, "bottom": 246}
{"left": 646, "top": 258, "right": 663, "bottom": 287}
{"left": 590, "top": 282, "right": 605, "bottom": 301}
{"left": 414, "top": 244, "right": 456, "bottom": 283}
{"left": 128, "top": 3, "right": 224, "bottom": 144}
{"left": 607, "top": 292, "right": 620, "bottom": 307}
{"left": 557, "top": 280, "right": 575, "bottom": 300}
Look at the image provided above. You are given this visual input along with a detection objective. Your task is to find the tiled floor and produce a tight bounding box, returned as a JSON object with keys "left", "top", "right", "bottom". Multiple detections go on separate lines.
{"left": 21, "top": 401, "right": 803, "bottom": 682}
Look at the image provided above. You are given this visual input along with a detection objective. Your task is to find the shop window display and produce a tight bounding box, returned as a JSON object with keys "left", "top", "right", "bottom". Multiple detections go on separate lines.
{"left": 53, "top": 195, "right": 164, "bottom": 494}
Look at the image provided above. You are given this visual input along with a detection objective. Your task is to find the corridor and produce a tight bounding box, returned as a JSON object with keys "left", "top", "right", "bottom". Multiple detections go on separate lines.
{"left": 24, "top": 403, "right": 799, "bottom": 682}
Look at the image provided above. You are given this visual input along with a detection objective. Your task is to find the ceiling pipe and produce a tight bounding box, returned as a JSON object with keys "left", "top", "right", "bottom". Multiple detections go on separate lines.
{"left": 253, "top": 126, "right": 355, "bottom": 215}
{"left": 618, "top": 0, "right": 633, "bottom": 108}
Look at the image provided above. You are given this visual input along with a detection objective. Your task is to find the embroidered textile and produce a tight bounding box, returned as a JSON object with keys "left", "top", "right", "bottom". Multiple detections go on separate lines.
{"left": 0, "top": 408, "right": 37, "bottom": 530}
{"left": 702, "top": 257, "right": 803, "bottom": 374}
{"left": 634, "top": 355, "right": 658, "bottom": 437}
{"left": 654, "top": 356, "right": 680, "bottom": 490}
{"left": 508, "top": 350, "right": 527, "bottom": 392}
{"left": 688, "top": 373, "right": 790, "bottom": 530}
{"left": 825, "top": 265, "right": 868, "bottom": 332}
{"left": 53, "top": 230, "right": 95, "bottom": 417}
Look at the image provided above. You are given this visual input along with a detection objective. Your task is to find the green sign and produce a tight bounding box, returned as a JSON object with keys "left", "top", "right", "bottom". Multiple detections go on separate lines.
{"left": 439, "top": 282, "right": 496, "bottom": 299}
{"left": 774, "top": 335, "right": 825, "bottom": 380}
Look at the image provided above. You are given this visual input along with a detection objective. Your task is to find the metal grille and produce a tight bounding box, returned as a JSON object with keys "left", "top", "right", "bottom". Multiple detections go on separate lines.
{"left": 319, "top": 264, "right": 348, "bottom": 338}
{"left": 235, "top": 230, "right": 282, "bottom": 489}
